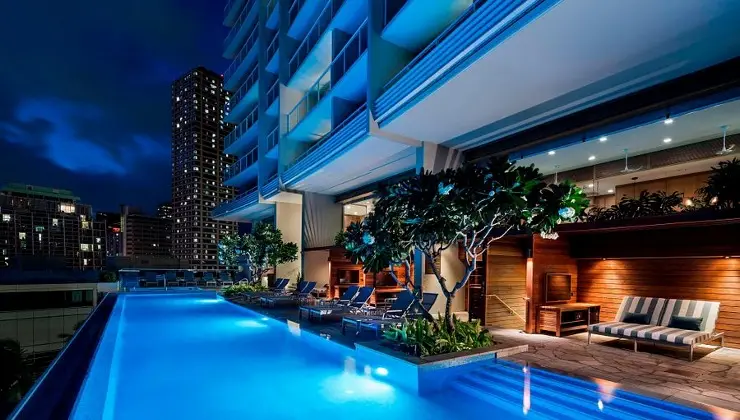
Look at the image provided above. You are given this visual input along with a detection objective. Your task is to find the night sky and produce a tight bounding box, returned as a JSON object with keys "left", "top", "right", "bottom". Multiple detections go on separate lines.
{"left": 0, "top": 1, "right": 227, "bottom": 214}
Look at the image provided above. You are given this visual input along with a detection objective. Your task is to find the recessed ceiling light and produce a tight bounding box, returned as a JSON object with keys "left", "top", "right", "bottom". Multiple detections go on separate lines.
{"left": 599, "top": 136, "right": 608, "bottom": 142}
{"left": 588, "top": 155, "right": 596, "bottom": 161}
{"left": 588, "top": 183, "right": 594, "bottom": 188}
{"left": 548, "top": 150, "right": 556, "bottom": 156}
{"left": 664, "top": 117, "right": 674, "bottom": 125}
{"left": 663, "top": 138, "right": 672, "bottom": 143}
{"left": 607, "top": 189, "right": 614, "bottom": 193}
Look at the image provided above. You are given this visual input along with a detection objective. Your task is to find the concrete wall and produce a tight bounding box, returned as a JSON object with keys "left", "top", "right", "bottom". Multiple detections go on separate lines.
{"left": 422, "top": 245, "right": 466, "bottom": 318}
{"left": 274, "top": 201, "right": 303, "bottom": 283}
{"left": 303, "top": 249, "right": 330, "bottom": 289}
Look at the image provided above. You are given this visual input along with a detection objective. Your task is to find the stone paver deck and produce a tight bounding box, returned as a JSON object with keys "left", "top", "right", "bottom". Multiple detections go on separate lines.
{"left": 491, "top": 328, "right": 740, "bottom": 416}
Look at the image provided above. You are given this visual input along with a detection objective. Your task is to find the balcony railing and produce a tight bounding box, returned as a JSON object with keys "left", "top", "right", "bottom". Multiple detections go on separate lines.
{"left": 224, "top": 0, "right": 257, "bottom": 49}
{"left": 266, "top": 80, "right": 280, "bottom": 108}
{"left": 382, "top": 0, "right": 408, "bottom": 27}
{"left": 288, "top": 0, "right": 308, "bottom": 29}
{"left": 225, "top": 106, "right": 259, "bottom": 150}
{"left": 224, "top": 25, "right": 260, "bottom": 84}
{"left": 267, "top": 126, "right": 279, "bottom": 150}
{"left": 382, "top": 0, "right": 485, "bottom": 92}
{"left": 266, "top": 0, "right": 279, "bottom": 19}
{"left": 266, "top": 31, "right": 280, "bottom": 62}
{"left": 288, "top": 0, "right": 345, "bottom": 80}
{"left": 286, "top": 21, "right": 368, "bottom": 133}
{"left": 229, "top": 65, "right": 259, "bottom": 110}
{"left": 224, "top": 146, "right": 259, "bottom": 181}
{"left": 213, "top": 186, "right": 259, "bottom": 217}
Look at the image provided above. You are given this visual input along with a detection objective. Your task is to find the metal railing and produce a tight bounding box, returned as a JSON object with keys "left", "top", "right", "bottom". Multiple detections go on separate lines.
{"left": 225, "top": 106, "right": 259, "bottom": 149}
{"left": 267, "top": 126, "right": 279, "bottom": 151}
{"left": 224, "top": 0, "right": 257, "bottom": 49}
{"left": 287, "top": 0, "right": 308, "bottom": 29}
{"left": 383, "top": 0, "right": 486, "bottom": 92}
{"left": 266, "top": 0, "right": 279, "bottom": 20}
{"left": 490, "top": 294, "right": 526, "bottom": 323}
{"left": 382, "top": 0, "right": 409, "bottom": 28}
{"left": 224, "top": 25, "right": 260, "bottom": 83}
{"left": 288, "top": 0, "right": 345, "bottom": 80}
{"left": 228, "top": 65, "right": 259, "bottom": 111}
{"left": 214, "top": 185, "right": 259, "bottom": 216}
{"left": 286, "top": 20, "right": 368, "bottom": 133}
{"left": 266, "top": 31, "right": 280, "bottom": 62}
{"left": 285, "top": 103, "right": 367, "bottom": 173}
{"left": 224, "top": 146, "right": 259, "bottom": 181}
{"left": 266, "top": 79, "right": 280, "bottom": 108}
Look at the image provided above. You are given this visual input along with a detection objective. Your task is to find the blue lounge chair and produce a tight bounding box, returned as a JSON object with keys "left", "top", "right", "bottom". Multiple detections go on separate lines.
{"left": 298, "top": 285, "right": 359, "bottom": 320}
{"left": 219, "top": 271, "right": 233, "bottom": 287}
{"left": 203, "top": 272, "right": 217, "bottom": 288}
{"left": 143, "top": 271, "right": 158, "bottom": 287}
{"left": 304, "top": 286, "right": 374, "bottom": 321}
{"left": 184, "top": 271, "right": 197, "bottom": 286}
{"left": 358, "top": 292, "right": 439, "bottom": 337}
{"left": 341, "top": 290, "right": 418, "bottom": 335}
{"left": 261, "top": 282, "right": 316, "bottom": 307}
{"left": 235, "top": 278, "right": 290, "bottom": 302}
{"left": 165, "top": 271, "right": 177, "bottom": 286}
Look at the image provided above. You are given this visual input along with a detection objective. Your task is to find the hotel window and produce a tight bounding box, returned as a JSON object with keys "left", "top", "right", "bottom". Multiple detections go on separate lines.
{"left": 60, "top": 203, "right": 75, "bottom": 214}
{"left": 52, "top": 218, "right": 59, "bottom": 227}
{"left": 35, "top": 226, "right": 44, "bottom": 232}
{"left": 80, "top": 244, "right": 90, "bottom": 251}
{"left": 1, "top": 214, "right": 9, "bottom": 222}
{"left": 82, "top": 221, "right": 90, "bottom": 229}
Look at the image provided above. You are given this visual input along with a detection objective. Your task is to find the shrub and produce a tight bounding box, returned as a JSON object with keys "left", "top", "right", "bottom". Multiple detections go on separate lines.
{"left": 222, "top": 283, "right": 267, "bottom": 298}
{"left": 586, "top": 190, "right": 683, "bottom": 222}
{"left": 383, "top": 315, "right": 494, "bottom": 357}
{"left": 99, "top": 271, "right": 117, "bottom": 283}
{"left": 697, "top": 158, "right": 740, "bottom": 210}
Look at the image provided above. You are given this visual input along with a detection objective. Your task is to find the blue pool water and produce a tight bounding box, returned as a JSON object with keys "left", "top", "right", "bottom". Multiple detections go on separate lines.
{"left": 72, "top": 293, "right": 716, "bottom": 419}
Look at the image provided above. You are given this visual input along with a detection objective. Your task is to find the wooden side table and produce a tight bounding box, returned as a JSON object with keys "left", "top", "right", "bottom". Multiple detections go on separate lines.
{"left": 537, "top": 303, "right": 600, "bottom": 337}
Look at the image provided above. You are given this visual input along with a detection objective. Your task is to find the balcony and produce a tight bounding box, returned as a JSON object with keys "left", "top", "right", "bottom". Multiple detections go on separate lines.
{"left": 265, "top": 80, "right": 280, "bottom": 117}
{"left": 382, "top": 0, "right": 472, "bottom": 52}
{"left": 226, "top": 66, "right": 259, "bottom": 122}
{"left": 223, "top": 0, "right": 258, "bottom": 58}
{"left": 287, "top": 0, "right": 327, "bottom": 39}
{"left": 266, "top": 0, "right": 280, "bottom": 29}
{"left": 285, "top": 21, "right": 368, "bottom": 141}
{"left": 224, "top": 146, "right": 259, "bottom": 187}
{"left": 223, "top": 0, "right": 247, "bottom": 26}
{"left": 225, "top": 106, "right": 259, "bottom": 155}
{"left": 266, "top": 32, "right": 280, "bottom": 74}
{"left": 261, "top": 173, "right": 280, "bottom": 199}
{"left": 212, "top": 186, "right": 260, "bottom": 219}
{"left": 266, "top": 126, "right": 279, "bottom": 159}
{"left": 224, "top": 26, "right": 260, "bottom": 90}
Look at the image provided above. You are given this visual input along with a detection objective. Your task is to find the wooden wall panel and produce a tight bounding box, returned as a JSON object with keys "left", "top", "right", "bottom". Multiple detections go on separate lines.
{"left": 530, "top": 237, "right": 578, "bottom": 332}
{"left": 615, "top": 172, "right": 709, "bottom": 200}
{"left": 578, "top": 258, "right": 740, "bottom": 348}
{"left": 485, "top": 255, "right": 526, "bottom": 329}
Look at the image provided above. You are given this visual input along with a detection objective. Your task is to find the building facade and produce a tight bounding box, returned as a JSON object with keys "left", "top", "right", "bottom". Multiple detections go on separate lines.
{"left": 96, "top": 211, "right": 123, "bottom": 257}
{"left": 171, "top": 67, "right": 238, "bottom": 270}
{"left": 156, "top": 202, "right": 173, "bottom": 220}
{"left": 120, "top": 205, "right": 173, "bottom": 257}
{"left": 0, "top": 184, "right": 106, "bottom": 270}
{"left": 217, "top": 0, "right": 740, "bottom": 315}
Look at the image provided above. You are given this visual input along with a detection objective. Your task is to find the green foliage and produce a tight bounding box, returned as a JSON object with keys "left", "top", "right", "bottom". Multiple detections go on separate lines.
{"left": 382, "top": 316, "right": 494, "bottom": 357}
{"left": 218, "top": 223, "right": 298, "bottom": 282}
{"left": 99, "top": 271, "right": 117, "bottom": 283}
{"left": 222, "top": 283, "right": 268, "bottom": 298}
{"left": 0, "top": 339, "right": 32, "bottom": 406}
{"left": 697, "top": 158, "right": 740, "bottom": 210}
{"left": 586, "top": 190, "right": 684, "bottom": 222}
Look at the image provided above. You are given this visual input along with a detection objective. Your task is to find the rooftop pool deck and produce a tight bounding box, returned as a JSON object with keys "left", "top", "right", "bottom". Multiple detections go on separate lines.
{"left": 58, "top": 292, "right": 723, "bottom": 419}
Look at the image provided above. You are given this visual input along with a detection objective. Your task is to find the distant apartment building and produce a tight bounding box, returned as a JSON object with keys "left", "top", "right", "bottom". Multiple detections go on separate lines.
{"left": 171, "top": 67, "right": 237, "bottom": 270}
{"left": 120, "top": 205, "right": 172, "bottom": 257}
{"left": 156, "top": 202, "right": 173, "bottom": 220}
{"left": 96, "top": 211, "right": 123, "bottom": 257}
{"left": 0, "top": 184, "right": 106, "bottom": 270}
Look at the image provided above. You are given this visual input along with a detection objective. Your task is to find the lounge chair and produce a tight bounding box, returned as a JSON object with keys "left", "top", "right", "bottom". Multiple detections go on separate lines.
{"left": 260, "top": 282, "right": 316, "bottom": 307}
{"left": 233, "top": 278, "right": 290, "bottom": 302}
{"left": 219, "top": 271, "right": 233, "bottom": 287}
{"left": 341, "top": 290, "right": 417, "bottom": 336}
{"left": 204, "top": 272, "right": 217, "bottom": 288}
{"left": 357, "top": 292, "right": 440, "bottom": 337}
{"left": 184, "top": 271, "right": 197, "bottom": 287}
{"left": 143, "top": 271, "right": 158, "bottom": 287}
{"left": 165, "top": 271, "right": 177, "bottom": 286}
{"left": 298, "top": 285, "right": 360, "bottom": 320}
{"left": 156, "top": 274, "right": 166, "bottom": 287}
{"left": 588, "top": 296, "right": 723, "bottom": 361}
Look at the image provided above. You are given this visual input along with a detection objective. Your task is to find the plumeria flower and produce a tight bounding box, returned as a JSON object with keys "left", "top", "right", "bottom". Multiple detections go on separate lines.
{"left": 558, "top": 207, "right": 576, "bottom": 219}
{"left": 438, "top": 182, "right": 454, "bottom": 196}
{"left": 362, "top": 232, "right": 376, "bottom": 245}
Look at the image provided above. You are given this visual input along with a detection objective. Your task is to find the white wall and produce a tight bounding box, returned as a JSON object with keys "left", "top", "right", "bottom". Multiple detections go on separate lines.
{"left": 274, "top": 200, "right": 303, "bottom": 283}
{"left": 303, "top": 249, "right": 330, "bottom": 290}
{"left": 422, "top": 243, "right": 466, "bottom": 319}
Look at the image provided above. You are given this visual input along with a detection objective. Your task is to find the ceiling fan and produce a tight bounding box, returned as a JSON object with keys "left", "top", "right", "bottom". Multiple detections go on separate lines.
{"left": 717, "top": 125, "right": 736, "bottom": 155}
{"left": 620, "top": 148, "right": 643, "bottom": 173}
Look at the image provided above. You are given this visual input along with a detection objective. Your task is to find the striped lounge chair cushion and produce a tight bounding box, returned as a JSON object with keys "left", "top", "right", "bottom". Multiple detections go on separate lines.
{"left": 659, "top": 299, "right": 721, "bottom": 333}
{"left": 588, "top": 323, "right": 712, "bottom": 345}
{"left": 614, "top": 296, "right": 666, "bottom": 324}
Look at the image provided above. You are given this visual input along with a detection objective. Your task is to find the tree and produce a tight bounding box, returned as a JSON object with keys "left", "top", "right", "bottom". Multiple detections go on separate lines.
{"left": 218, "top": 223, "right": 299, "bottom": 284}
{"left": 0, "top": 339, "right": 32, "bottom": 415}
{"left": 339, "top": 157, "right": 588, "bottom": 332}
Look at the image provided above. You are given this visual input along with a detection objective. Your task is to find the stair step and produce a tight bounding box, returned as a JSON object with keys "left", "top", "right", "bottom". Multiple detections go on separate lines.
{"left": 451, "top": 376, "right": 562, "bottom": 420}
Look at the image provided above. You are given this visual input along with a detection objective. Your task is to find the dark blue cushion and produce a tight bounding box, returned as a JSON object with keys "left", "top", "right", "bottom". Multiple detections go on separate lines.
{"left": 667, "top": 315, "right": 702, "bottom": 331}
{"left": 622, "top": 312, "right": 650, "bottom": 324}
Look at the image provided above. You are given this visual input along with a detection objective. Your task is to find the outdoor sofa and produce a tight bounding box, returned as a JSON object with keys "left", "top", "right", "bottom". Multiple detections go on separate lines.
{"left": 588, "top": 296, "right": 723, "bottom": 361}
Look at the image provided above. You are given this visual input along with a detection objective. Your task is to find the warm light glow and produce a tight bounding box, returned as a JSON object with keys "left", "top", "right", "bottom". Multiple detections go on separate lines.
{"left": 588, "top": 155, "right": 596, "bottom": 161}
{"left": 684, "top": 198, "right": 694, "bottom": 207}
{"left": 607, "top": 189, "right": 614, "bottom": 193}
{"left": 588, "top": 183, "right": 594, "bottom": 188}
{"left": 663, "top": 137, "right": 672, "bottom": 143}
{"left": 599, "top": 136, "right": 607, "bottom": 142}
{"left": 664, "top": 117, "right": 674, "bottom": 125}
{"left": 710, "top": 196, "right": 718, "bottom": 204}
{"left": 548, "top": 150, "right": 556, "bottom": 156}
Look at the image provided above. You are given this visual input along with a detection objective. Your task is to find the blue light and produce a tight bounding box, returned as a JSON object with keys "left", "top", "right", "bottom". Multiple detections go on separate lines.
{"left": 375, "top": 367, "right": 389, "bottom": 377}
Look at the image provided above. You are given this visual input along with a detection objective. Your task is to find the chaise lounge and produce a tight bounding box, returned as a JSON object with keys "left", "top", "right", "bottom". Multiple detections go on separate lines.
{"left": 588, "top": 296, "right": 723, "bottom": 361}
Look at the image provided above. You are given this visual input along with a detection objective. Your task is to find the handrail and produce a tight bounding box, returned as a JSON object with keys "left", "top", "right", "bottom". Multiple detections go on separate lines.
{"left": 228, "top": 65, "right": 259, "bottom": 109}
{"left": 287, "top": 0, "right": 308, "bottom": 28}
{"left": 267, "top": 126, "right": 279, "bottom": 150}
{"left": 224, "top": 0, "right": 257, "bottom": 48}
{"left": 225, "top": 106, "right": 259, "bottom": 149}
{"left": 266, "top": 80, "right": 280, "bottom": 107}
{"left": 382, "top": 0, "right": 408, "bottom": 28}
{"left": 288, "top": 0, "right": 345, "bottom": 79}
{"left": 224, "top": 25, "right": 260, "bottom": 83}
{"left": 214, "top": 186, "right": 259, "bottom": 216}
{"left": 224, "top": 146, "right": 259, "bottom": 181}
{"left": 286, "top": 20, "right": 368, "bottom": 133}
{"left": 266, "top": 0, "right": 279, "bottom": 17}
{"left": 490, "top": 294, "right": 525, "bottom": 323}
{"left": 285, "top": 103, "right": 367, "bottom": 173}
{"left": 266, "top": 31, "right": 280, "bottom": 61}
{"left": 383, "top": 0, "right": 485, "bottom": 92}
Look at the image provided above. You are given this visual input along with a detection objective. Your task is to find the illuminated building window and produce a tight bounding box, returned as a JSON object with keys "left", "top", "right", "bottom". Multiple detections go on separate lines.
{"left": 1, "top": 214, "right": 10, "bottom": 222}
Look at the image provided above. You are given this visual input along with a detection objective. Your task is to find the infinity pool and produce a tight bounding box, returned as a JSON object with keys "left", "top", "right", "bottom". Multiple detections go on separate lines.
{"left": 71, "top": 293, "right": 715, "bottom": 419}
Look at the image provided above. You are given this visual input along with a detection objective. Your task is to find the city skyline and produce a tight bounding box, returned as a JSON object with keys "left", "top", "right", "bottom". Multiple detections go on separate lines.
{"left": 0, "top": 1, "right": 227, "bottom": 214}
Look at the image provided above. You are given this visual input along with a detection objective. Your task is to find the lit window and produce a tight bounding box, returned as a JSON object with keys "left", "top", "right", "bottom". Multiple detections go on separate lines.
{"left": 60, "top": 203, "right": 75, "bottom": 213}
{"left": 83, "top": 258, "right": 88, "bottom": 266}
{"left": 80, "top": 244, "right": 90, "bottom": 251}
{"left": 96, "top": 237, "right": 101, "bottom": 243}
{"left": 176, "top": 96, "right": 180, "bottom": 101}
{"left": 19, "top": 232, "right": 26, "bottom": 240}
{"left": 1, "top": 214, "right": 10, "bottom": 222}
{"left": 52, "top": 218, "right": 59, "bottom": 227}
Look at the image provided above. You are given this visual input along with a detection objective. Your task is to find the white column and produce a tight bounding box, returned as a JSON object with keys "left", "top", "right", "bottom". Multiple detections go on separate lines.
{"left": 274, "top": 199, "right": 302, "bottom": 283}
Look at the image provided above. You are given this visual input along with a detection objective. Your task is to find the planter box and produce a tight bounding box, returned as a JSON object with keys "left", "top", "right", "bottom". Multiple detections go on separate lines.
{"left": 354, "top": 341, "right": 528, "bottom": 394}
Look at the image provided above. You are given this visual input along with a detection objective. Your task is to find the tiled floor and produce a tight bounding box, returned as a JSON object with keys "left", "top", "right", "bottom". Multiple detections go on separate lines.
{"left": 492, "top": 328, "right": 740, "bottom": 415}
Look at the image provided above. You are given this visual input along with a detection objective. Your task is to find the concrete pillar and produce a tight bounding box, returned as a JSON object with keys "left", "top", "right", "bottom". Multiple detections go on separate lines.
{"left": 274, "top": 200, "right": 302, "bottom": 283}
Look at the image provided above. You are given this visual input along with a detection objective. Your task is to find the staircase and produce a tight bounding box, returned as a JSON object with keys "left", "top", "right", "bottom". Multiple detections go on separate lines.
{"left": 450, "top": 360, "right": 711, "bottom": 419}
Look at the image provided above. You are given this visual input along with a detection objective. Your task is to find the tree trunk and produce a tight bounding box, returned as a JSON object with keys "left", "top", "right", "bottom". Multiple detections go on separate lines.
{"left": 444, "top": 293, "right": 455, "bottom": 332}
